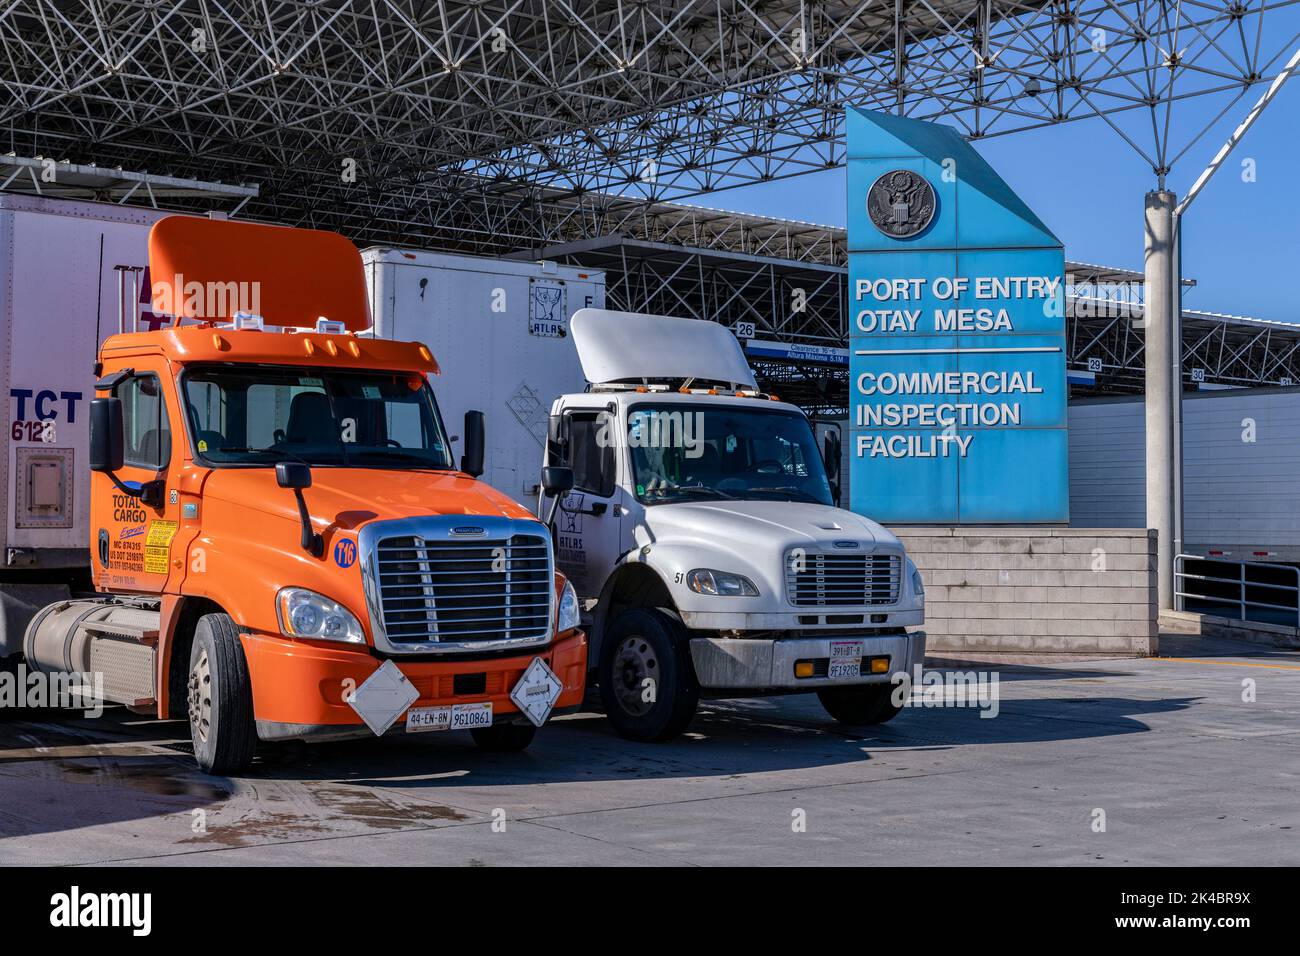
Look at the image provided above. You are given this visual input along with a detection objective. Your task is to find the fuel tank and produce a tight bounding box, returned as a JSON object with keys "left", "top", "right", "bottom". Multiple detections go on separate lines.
{"left": 23, "top": 599, "right": 160, "bottom": 708}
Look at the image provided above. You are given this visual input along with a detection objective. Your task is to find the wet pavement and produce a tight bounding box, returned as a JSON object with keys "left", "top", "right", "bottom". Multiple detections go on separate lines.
{"left": 1, "top": 634, "right": 1297, "bottom": 866}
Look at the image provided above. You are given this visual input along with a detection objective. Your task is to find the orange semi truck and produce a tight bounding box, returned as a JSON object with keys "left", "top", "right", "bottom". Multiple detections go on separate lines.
{"left": 15, "top": 215, "right": 587, "bottom": 774}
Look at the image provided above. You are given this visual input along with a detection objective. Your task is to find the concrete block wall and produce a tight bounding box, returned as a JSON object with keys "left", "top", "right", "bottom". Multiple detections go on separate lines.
{"left": 894, "top": 527, "right": 1158, "bottom": 656}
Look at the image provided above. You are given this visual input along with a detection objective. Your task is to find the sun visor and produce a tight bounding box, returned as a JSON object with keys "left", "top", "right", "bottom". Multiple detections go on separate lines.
{"left": 147, "top": 216, "right": 370, "bottom": 330}
{"left": 570, "top": 309, "right": 757, "bottom": 389}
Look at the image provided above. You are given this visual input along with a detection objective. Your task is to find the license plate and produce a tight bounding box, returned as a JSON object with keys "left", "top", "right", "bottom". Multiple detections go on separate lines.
{"left": 405, "top": 706, "right": 451, "bottom": 733}
{"left": 829, "top": 640, "right": 865, "bottom": 680}
{"left": 450, "top": 702, "right": 493, "bottom": 730}
{"left": 405, "top": 702, "right": 493, "bottom": 733}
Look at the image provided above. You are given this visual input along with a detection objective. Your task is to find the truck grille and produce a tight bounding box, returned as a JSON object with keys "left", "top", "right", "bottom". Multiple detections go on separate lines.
{"left": 374, "top": 533, "right": 552, "bottom": 646}
{"left": 786, "top": 552, "right": 902, "bottom": 607}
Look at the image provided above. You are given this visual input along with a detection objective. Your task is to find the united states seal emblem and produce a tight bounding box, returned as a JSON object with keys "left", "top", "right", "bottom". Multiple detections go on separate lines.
{"left": 867, "top": 169, "right": 936, "bottom": 239}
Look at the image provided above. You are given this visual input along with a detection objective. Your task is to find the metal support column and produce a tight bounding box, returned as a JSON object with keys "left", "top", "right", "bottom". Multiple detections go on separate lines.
{"left": 1144, "top": 190, "right": 1177, "bottom": 610}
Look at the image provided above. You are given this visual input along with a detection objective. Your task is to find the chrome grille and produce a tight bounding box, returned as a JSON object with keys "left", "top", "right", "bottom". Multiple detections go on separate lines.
{"left": 373, "top": 531, "right": 552, "bottom": 649}
{"left": 786, "top": 551, "right": 902, "bottom": 607}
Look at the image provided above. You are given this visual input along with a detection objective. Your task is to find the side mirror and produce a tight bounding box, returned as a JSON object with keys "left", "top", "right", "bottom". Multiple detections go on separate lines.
{"left": 460, "top": 410, "right": 485, "bottom": 477}
{"left": 275, "top": 461, "right": 312, "bottom": 490}
{"left": 823, "top": 431, "right": 841, "bottom": 482}
{"left": 541, "top": 466, "right": 575, "bottom": 498}
{"left": 89, "top": 397, "right": 125, "bottom": 473}
{"left": 547, "top": 412, "right": 569, "bottom": 449}
{"left": 541, "top": 465, "right": 575, "bottom": 531}
{"left": 829, "top": 479, "right": 841, "bottom": 508}
{"left": 275, "top": 462, "right": 323, "bottom": 557}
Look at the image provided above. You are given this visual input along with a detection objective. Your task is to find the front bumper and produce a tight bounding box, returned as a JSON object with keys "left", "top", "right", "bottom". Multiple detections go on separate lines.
{"left": 688, "top": 630, "right": 926, "bottom": 691}
{"left": 241, "top": 628, "right": 587, "bottom": 742}
{"left": 680, "top": 607, "right": 924, "bottom": 631}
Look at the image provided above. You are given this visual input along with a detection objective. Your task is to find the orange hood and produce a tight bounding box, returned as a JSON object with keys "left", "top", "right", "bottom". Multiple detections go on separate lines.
{"left": 199, "top": 467, "right": 536, "bottom": 531}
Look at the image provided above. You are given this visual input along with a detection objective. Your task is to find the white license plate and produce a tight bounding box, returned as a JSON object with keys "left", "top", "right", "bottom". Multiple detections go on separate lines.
{"left": 405, "top": 706, "right": 451, "bottom": 733}
{"left": 405, "top": 702, "right": 493, "bottom": 733}
{"left": 450, "top": 702, "right": 493, "bottom": 730}
{"left": 828, "top": 640, "right": 865, "bottom": 680}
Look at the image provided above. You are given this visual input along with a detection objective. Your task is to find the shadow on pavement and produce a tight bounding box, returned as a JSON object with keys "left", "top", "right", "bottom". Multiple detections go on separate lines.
{"left": 0, "top": 683, "right": 1196, "bottom": 845}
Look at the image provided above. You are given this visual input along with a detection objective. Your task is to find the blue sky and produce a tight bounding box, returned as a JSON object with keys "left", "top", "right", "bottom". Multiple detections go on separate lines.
{"left": 684, "top": 67, "right": 1300, "bottom": 324}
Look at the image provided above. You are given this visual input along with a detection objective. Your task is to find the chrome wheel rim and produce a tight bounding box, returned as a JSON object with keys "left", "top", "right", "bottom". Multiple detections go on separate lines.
{"left": 611, "top": 635, "right": 658, "bottom": 717}
{"left": 188, "top": 648, "right": 213, "bottom": 745}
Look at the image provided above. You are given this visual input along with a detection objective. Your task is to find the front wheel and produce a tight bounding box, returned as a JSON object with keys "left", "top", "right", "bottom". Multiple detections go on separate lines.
{"left": 188, "top": 612, "right": 257, "bottom": 775}
{"left": 470, "top": 722, "right": 536, "bottom": 752}
{"left": 817, "top": 683, "right": 903, "bottom": 725}
{"left": 598, "top": 609, "right": 698, "bottom": 742}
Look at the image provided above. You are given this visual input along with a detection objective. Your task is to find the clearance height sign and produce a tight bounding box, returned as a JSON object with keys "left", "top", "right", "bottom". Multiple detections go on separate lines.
{"left": 847, "top": 108, "right": 1068, "bottom": 523}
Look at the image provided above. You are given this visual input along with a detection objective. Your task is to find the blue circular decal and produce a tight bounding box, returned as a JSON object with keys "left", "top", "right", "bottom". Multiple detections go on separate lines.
{"left": 334, "top": 539, "right": 357, "bottom": 568}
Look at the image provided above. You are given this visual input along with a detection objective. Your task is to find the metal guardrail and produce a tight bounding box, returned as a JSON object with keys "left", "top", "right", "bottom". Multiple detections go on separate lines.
{"left": 1175, "top": 553, "right": 1300, "bottom": 628}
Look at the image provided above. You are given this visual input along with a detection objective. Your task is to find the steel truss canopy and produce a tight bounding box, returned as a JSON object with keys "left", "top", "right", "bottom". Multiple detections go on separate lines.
{"left": 0, "top": 154, "right": 258, "bottom": 208}
{"left": 1, "top": 0, "right": 1297, "bottom": 251}
{"left": 515, "top": 208, "right": 1299, "bottom": 413}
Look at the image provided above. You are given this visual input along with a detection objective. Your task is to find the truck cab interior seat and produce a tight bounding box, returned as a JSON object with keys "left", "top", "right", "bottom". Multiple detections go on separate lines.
{"left": 284, "top": 391, "right": 336, "bottom": 446}
{"left": 136, "top": 427, "right": 171, "bottom": 468}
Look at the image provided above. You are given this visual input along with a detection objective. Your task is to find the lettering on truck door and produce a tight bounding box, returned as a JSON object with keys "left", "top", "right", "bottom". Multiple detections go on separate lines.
{"left": 551, "top": 407, "right": 623, "bottom": 598}
{"left": 100, "top": 370, "right": 182, "bottom": 592}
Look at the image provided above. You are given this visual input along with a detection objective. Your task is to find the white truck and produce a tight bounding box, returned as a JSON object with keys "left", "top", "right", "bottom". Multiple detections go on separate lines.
{"left": 533, "top": 310, "right": 926, "bottom": 740}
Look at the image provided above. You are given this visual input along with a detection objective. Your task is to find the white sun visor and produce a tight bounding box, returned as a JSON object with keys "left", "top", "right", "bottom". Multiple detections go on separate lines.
{"left": 570, "top": 309, "right": 757, "bottom": 389}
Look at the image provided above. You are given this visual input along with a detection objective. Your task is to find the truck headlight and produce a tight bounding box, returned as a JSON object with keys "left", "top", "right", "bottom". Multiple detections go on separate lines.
{"left": 686, "top": 569, "right": 759, "bottom": 597}
{"left": 912, "top": 569, "right": 925, "bottom": 598}
{"left": 276, "top": 588, "right": 365, "bottom": 644}
{"left": 558, "top": 580, "right": 580, "bottom": 632}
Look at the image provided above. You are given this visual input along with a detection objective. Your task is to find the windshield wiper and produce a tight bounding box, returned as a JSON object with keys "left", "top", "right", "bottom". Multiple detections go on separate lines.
{"left": 744, "top": 487, "right": 824, "bottom": 504}
{"left": 216, "top": 446, "right": 314, "bottom": 465}
{"left": 650, "top": 484, "right": 733, "bottom": 500}
{"left": 350, "top": 449, "right": 449, "bottom": 467}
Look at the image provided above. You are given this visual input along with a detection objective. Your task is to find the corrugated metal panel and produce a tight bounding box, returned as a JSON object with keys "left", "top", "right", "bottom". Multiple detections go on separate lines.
{"left": 1067, "top": 400, "right": 1145, "bottom": 529}
{"left": 1069, "top": 389, "right": 1300, "bottom": 554}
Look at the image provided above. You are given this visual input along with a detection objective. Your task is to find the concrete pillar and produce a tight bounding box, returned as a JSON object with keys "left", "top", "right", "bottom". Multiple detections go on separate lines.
{"left": 1144, "top": 191, "right": 1176, "bottom": 610}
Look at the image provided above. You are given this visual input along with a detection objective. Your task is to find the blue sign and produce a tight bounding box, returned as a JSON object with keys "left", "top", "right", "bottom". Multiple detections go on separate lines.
{"left": 847, "top": 108, "right": 1068, "bottom": 524}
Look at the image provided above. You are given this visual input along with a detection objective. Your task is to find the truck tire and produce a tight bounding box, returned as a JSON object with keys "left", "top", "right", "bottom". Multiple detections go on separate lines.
{"left": 817, "top": 684, "right": 903, "bottom": 726}
{"left": 598, "top": 608, "right": 699, "bottom": 742}
{"left": 470, "top": 722, "right": 537, "bottom": 752}
{"left": 187, "top": 613, "right": 257, "bottom": 775}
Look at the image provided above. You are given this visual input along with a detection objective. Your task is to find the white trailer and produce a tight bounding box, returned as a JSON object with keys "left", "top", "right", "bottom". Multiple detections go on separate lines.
{"left": 1069, "top": 387, "right": 1300, "bottom": 561}
{"left": 0, "top": 195, "right": 174, "bottom": 571}
{"left": 363, "top": 247, "right": 605, "bottom": 510}
{"left": 0, "top": 195, "right": 178, "bottom": 653}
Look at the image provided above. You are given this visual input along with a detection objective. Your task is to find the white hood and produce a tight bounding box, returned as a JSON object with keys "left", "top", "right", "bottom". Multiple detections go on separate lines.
{"left": 640, "top": 499, "right": 902, "bottom": 556}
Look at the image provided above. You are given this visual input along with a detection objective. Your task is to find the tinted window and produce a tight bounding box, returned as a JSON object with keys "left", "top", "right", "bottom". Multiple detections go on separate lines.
{"left": 118, "top": 374, "right": 171, "bottom": 470}
{"left": 564, "top": 411, "right": 615, "bottom": 497}
{"left": 181, "top": 365, "right": 453, "bottom": 469}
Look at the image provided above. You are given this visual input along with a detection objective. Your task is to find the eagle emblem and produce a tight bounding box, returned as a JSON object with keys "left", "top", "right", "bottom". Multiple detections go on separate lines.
{"left": 867, "top": 169, "right": 937, "bottom": 239}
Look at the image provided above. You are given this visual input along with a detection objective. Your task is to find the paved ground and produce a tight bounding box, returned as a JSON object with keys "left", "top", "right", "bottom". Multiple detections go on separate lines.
{"left": 1, "top": 634, "right": 1297, "bottom": 866}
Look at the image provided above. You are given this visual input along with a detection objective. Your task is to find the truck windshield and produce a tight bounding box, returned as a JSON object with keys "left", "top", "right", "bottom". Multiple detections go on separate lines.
{"left": 181, "top": 364, "right": 453, "bottom": 469}
{"left": 627, "top": 403, "right": 833, "bottom": 506}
